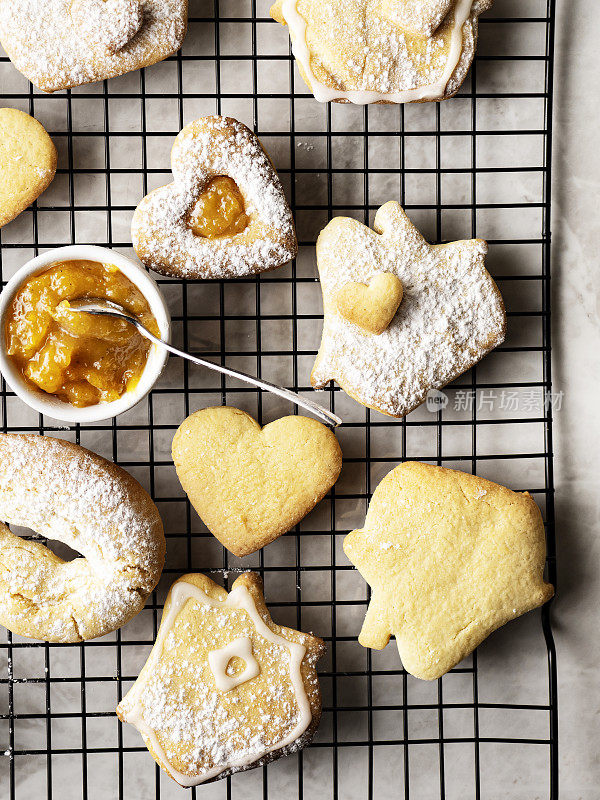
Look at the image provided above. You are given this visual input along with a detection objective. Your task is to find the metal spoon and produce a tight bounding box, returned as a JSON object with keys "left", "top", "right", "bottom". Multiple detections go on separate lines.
{"left": 65, "top": 298, "right": 342, "bottom": 428}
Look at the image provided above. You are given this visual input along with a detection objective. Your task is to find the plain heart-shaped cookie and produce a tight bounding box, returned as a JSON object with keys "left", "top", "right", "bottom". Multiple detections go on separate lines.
{"left": 0, "top": 108, "right": 57, "bottom": 229}
{"left": 71, "top": 0, "right": 144, "bottom": 53}
{"left": 172, "top": 407, "right": 342, "bottom": 556}
{"left": 132, "top": 116, "right": 297, "bottom": 279}
{"left": 336, "top": 272, "right": 403, "bottom": 335}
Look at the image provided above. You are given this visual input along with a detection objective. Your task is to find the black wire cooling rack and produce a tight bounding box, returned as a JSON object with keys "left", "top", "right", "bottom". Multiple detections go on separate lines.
{"left": 0, "top": 0, "right": 558, "bottom": 797}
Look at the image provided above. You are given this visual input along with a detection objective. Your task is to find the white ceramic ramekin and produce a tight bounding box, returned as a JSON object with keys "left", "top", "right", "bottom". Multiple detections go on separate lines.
{"left": 0, "top": 245, "right": 171, "bottom": 423}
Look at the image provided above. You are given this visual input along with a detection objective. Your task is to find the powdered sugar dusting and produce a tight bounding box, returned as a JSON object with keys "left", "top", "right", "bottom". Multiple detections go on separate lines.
{"left": 118, "top": 577, "right": 324, "bottom": 785}
{"left": 388, "top": 0, "right": 454, "bottom": 37}
{"left": 274, "top": 0, "right": 492, "bottom": 103}
{"left": 0, "top": 0, "right": 187, "bottom": 93}
{"left": 132, "top": 116, "right": 297, "bottom": 279}
{"left": 71, "top": 0, "right": 144, "bottom": 55}
{"left": 0, "top": 434, "right": 165, "bottom": 641}
{"left": 311, "top": 202, "right": 506, "bottom": 417}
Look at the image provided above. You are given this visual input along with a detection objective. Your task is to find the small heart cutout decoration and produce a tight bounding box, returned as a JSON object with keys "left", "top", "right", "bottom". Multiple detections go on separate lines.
{"left": 382, "top": 0, "right": 455, "bottom": 37}
{"left": 132, "top": 116, "right": 298, "bottom": 279}
{"left": 336, "top": 272, "right": 403, "bottom": 335}
{"left": 0, "top": 108, "right": 57, "bottom": 229}
{"left": 172, "top": 407, "right": 342, "bottom": 556}
{"left": 71, "top": 0, "right": 144, "bottom": 53}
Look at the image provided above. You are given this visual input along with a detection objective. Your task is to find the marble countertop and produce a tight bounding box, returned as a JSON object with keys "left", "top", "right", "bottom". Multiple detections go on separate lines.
{"left": 553, "top": 2, "right": 599, "bottom": 796}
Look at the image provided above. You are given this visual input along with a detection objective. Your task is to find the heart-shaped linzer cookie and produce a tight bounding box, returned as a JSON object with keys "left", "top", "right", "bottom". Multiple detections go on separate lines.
{"left": 336, "top": 272, "right": 403, "bottom": 335}
{"left": 71, "top": 0, "right": 144, "bottom": 53}
{"left": 0, "top": 108, "right": 57, "bottom": 229}
{"left": 172, "top": 407, "right": 342, "bottom": 557}
{"left": 132, "top": 116, "right": 297, "bottom": 279}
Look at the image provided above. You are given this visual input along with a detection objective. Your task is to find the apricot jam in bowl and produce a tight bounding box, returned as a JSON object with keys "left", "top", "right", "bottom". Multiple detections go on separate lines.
{"left": 0, "top": 246, "right": 170, "bottom": 422}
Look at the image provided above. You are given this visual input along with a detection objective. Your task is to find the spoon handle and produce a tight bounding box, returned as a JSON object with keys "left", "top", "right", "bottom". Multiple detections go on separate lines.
{"left": 146, "top": 331, "right": 342, "bottom": 429}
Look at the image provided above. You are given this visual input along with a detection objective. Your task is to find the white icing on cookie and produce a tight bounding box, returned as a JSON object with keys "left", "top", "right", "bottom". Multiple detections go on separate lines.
{"left": 279, "top": 0, "right": 485, "bottom": 104}
{"left": 208, "top": 637, "right": 260, "bottom": 691}
{"left": 121, "top": 582, "right": 312, "bottom": 786}
{"left": 132, "top": 116, "right": 297, "bottom": 279}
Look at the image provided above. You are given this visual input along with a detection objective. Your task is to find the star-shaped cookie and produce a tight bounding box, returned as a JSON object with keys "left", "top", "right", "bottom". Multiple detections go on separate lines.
{"left": 117, "top": 572, "right": 325, "bottom": 786}
{"left": 344, "top": 462, "right": 554, "bottom": 680}
{"left": 311, "top": 202, "right": 506, "bottom": 417}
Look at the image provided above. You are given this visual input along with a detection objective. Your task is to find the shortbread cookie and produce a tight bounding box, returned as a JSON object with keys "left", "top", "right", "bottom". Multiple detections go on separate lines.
{"left": 0, "top": 108, "right": 57, "bottom": 228}
{"left": 172, "top": 407, "right": 342, "bottom": 556}
{"left": 311, "top": 202, "right": 506, "bottom": 417}
{"left": 132, "top": 116, "right": 297, "bottom": 279}
{"left": 0, "top": 434, "right": 165, "bottom": 642}
{"left": 344, "top": 462, "right": 554, "bottom": 680}
{"left": 270, "top": 0, "right": 492, "bottom": 104}
{"left": 0, "top": 0, "right": 188, "bottom": 93}
{"left": 117, "top": 572, "right": 325, "bottom": 786}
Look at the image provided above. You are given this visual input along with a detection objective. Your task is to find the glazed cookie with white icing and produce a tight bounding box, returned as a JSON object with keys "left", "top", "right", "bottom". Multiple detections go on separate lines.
{"left": 117, "top": 572, "right": 325, "bottom": 786}
{"left": 0, "top": 0, "right": 188, "bottom": 93}
{"left": 311, "top": 202, "right": 506, "bottom": 417}
{"left": 270, "top": 0, "right": 492, "bottom": 104}
{"left": 0, "top": 434, "right": 165, "bottom": 642}
{"left": 132, "top": 116, "right": 297, "bottom": 279}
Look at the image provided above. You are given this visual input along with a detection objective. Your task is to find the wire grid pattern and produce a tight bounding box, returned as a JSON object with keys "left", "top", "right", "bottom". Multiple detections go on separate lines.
{"left": 0, "top": 0, "right": 557, "bottom": 797}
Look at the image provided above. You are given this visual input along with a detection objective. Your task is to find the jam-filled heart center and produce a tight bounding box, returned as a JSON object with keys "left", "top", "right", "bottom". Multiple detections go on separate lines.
{"left": 187, "top": 176, "right": 249, "bottom": 239}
